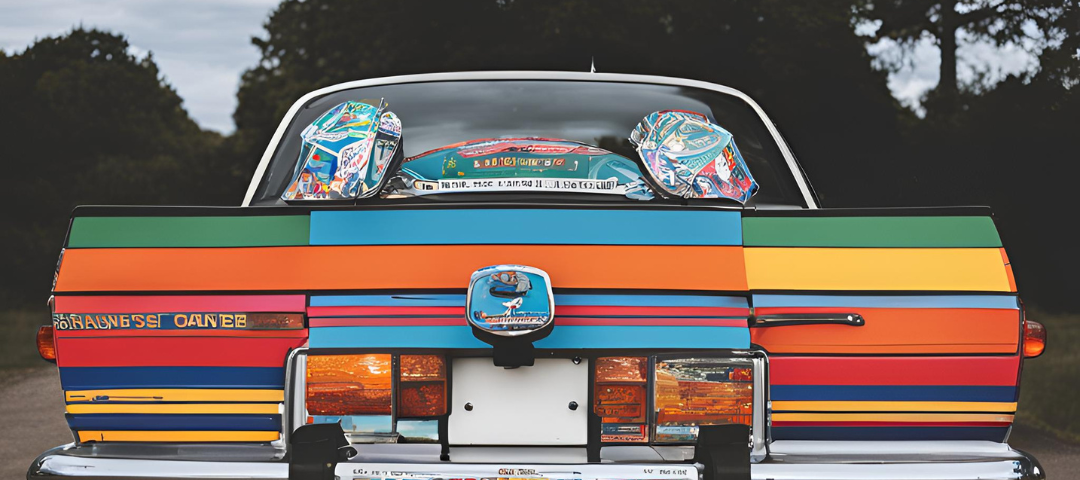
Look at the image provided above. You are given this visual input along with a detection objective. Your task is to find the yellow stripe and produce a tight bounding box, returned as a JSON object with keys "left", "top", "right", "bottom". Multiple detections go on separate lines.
{"left": 67, "top": 403, "right": 280, "bottom": 414}
{"left": 65, "top": 389, "right": 284, "bottom": 403}
{"left": 744, "top": 248, "right": 1011, "bottom": 291}
{"left": 773, "top": 412, "right": 1015, "bottom": 423}
{"left": 77, "top": 430, "right": 279, "bottom": 443}
{"left": 772, "top": 401, "right": 1017, "bottom": 412}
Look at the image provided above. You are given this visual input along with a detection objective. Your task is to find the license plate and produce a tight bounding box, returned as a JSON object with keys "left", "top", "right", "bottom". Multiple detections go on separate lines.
{"left": 344, "top": 463, "right": 698, "bottom": 480}
{"left": 448, "top": 357, "right": 589, "bottom": 445}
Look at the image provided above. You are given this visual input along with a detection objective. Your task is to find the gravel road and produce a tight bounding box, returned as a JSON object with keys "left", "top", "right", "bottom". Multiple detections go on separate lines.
{"left": 1, "top": 367, "right": 1076, "bottom": 479}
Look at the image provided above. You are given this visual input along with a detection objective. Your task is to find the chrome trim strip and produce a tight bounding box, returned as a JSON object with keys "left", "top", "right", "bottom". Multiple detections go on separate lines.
{"left": 240, "top": 71, "right": 818, "bottom": 209}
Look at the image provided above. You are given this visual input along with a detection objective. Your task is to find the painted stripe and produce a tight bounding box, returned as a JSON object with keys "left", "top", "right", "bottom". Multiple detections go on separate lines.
{"left": 58, "top": 367, "right": 285, "bottom": 390}
{"left": 56, "top": 337, "right": 305, "bottom": 367}
{"left": 771, "top": 426, "right": 1008, "bottom": 441}
{"left": 67, "top": 414, "right": 281, "bottom": 431}
{"left": 307, "top": 305, "right": 748, "bottom": 318}
{"left": 744, "top": 248, "right": 1012, "bottom": 292}
{"left": 68, "top": 215, "right": 310, "bottom": 248}
{"left": 772, "top": 421, "right": 1013, "bottom": 427}
{"left": 67, "top": 403, "right": 280, "bottom": 415}
{"left": 770, "top": 356, "right": 1020, "bottom": 386}
{"left": 771, "top": 401, "right": 1017, "bottom": 413}
{"left": 308, "top": 317, "right": 746, "bottom": 327}
{"left": 742, "top": 216, "right": 1001, "bottom": 247}
{"left": 55, "top": 245, "right": 747, "bottom": 292}
{"left": 772, "top": 413, "right": 1014, "bottom": 423}
{"left": 310, "top": 209, "right": 742, "bottom": 246}
{"left": 309, "top": 325, "right": 750, "bottom": 349}
{"left": 752, "top": 308, "right": 1019, "bottom": 354}
{"left": 770, "top": 385, "right": 1017, "bottom": 403}
{"left": 54, "top": 295, "right": 307, "bottom": 314}
{"left": 752, "top": 294, "right": 1018, "bottom": 309}
{"left": 77, "top": 430, "right": 280, "bottom": 443}
{"left": 65, "top": 389, "right": 284, "bottom": 403}
{"left": 311, "top": 294, "right": 749, "bottom": 308}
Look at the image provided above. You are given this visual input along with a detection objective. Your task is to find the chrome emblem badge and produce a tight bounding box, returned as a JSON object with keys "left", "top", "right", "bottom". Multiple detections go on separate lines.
{"left": 466, "top": 265, "right": 554, "bottom": 337}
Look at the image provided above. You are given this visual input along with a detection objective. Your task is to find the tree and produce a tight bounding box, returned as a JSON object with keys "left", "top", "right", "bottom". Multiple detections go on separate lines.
{"left": 0, "top": 29, "right": 231, "bottom": 306}
{"left": 863, "top": 0, "right": 1075, "bottom": 112}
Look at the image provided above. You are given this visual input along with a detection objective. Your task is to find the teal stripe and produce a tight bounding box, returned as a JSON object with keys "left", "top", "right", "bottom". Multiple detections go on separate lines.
{"left": 742, "top": 216, "right": 1001, "bottom": 247}
{"left": 68, "top": 216, "right": 310, "bottom": 247}
{"left": 310, "top": 209, "right": 741, "bottom": 245}
{"left": 309, "top": 325, "right": 749, "bottom": 349}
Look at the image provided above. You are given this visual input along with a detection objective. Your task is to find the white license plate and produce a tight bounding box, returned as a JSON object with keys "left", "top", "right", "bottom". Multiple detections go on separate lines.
{"left": 448, "top": 358, "right": 589, "bottom": 445}
{"left": 344, "top": 463, "right": 698, "bottom": 480}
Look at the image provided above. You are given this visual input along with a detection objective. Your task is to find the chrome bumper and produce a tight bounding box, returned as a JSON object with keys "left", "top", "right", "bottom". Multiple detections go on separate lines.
{"left": 29, "top": 441, "right": 1046, "bottom": 480}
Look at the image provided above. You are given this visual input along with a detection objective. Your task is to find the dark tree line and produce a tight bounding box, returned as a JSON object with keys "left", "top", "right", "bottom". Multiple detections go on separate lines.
{"left": 0, "top": 0, "right": 1077, "bottom": 311}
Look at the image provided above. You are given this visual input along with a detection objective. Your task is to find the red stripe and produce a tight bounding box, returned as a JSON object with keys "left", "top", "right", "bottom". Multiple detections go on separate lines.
{"left": 55, "top": 295, "right": 306, "bottom": 314}
{"left": 307, "top": 306, "right": 464, "bottom": 316}
{"left": 773, "top": 421, "right": 1013, "bottom": 427}
{"left": 555, "top": 305, "right": 747, "bottom": 316}
{"left": 770, "top": 356, "right": 1020, "bottom": 386}
{"left": 54, "top": 328, "right": 307, "bottom": 338}
{"left": 557, "top": 317, "right": 746, "bottom": 327}
{"left": 55, "top": 337, "right": 305, "bottom": 367}
{"left": 310, "top": 318, "right": 462, "bottom": 327}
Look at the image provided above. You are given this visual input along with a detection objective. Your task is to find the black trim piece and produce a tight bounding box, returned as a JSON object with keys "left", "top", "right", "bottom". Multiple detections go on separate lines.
{"left": 750, "top": 313, "right": 864, "bottom": 328}
{"left": 742, "top": 205, "right": 993, "bottom": 217}
{"left": 586, "top": 356, "right": 600, "bottom": 462}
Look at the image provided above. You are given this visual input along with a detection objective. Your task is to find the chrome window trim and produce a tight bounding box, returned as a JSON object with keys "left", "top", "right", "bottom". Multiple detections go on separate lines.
{"left": 241, "top": 71, "right": 819, "bottom": 209}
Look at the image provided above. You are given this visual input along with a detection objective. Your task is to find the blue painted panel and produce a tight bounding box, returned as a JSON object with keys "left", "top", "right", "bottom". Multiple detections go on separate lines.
{"left": 770, "top": 385, "right": 1018, "bottom": 403}
{"left": 771, "top": 426, "right": 1009, "bottom": 441}
{"left": 310, "top": 209, "right": 742, "bottom": 246}
{"left": 310, "top": 325, "right": 750, "bottom": 349}
{"left": 753, "top": 294, "right": 1019, "bottom": 309}
{"left": 66, "top": 414, "right": 281, "bottom": 431}
{"left": 59, "top": 367, "right": 285, "bottom": 390}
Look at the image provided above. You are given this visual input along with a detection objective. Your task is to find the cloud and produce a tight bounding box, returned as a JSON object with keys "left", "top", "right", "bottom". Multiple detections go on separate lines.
{"left": 0, "top": 0, "right": 278, "bottom": 133}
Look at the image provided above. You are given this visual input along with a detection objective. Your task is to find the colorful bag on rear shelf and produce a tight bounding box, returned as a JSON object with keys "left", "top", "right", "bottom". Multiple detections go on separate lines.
{"left": 282, "top": 99, "right": 401, "bottom": 201}
{"left": 631, "top": 110, "right": 758, "bottom": 203}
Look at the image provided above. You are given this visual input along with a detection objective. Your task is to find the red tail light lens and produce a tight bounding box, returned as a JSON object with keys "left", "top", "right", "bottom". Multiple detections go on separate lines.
{"left": 399, "top": 355, "right": 447, "bottom": 417}
{"left": 1023, "top": 319, "right": 1046, "bottom": 358}
{"left": 306, "top": 354, "right": 391, "bottom": 415}
{"left": 594, "top": 357, "right": 648, "bottom": 443}
{"left": 37, "top": 325, "right": 56, "bottom": 362}
{"left": 654, "top": 358, "right": 754, "bottom": 443}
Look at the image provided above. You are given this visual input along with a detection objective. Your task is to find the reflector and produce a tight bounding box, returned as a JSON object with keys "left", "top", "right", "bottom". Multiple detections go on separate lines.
{"left": 37, "top": 325, "right": 56, "bottom": 362}
{"left": 306, "top": 354, "right": 391, "bottom": 415}
{"left": 654, "top": 358, "right": 753, "bottom": 443}
{"left": 1023, "top": 319, "right": 1046, "bottom": 358}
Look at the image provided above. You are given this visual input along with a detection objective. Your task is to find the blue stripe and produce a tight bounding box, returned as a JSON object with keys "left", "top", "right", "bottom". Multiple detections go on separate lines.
{"left": 772, "top": 426, "right": 1008, "bottom": 441}
{"left": 66, "top": 414, "right": 281, "bottom": 431}
{"left": 310, "top": 326, "right": 750, "bottom": 349}
{"left": 771, "top": 385, "right": 1018, "bottom": 402}
{"left": 59, "top": 367, "right": 285, "bottom": 390}
{"left": 753, "top": 294, "right": 1019, "bottom": 309}
{"left": 310, "top": 209, "right": 742, "bottom": 246}
{"left": 311, "top": 294, "right": 748, "bottom": 309}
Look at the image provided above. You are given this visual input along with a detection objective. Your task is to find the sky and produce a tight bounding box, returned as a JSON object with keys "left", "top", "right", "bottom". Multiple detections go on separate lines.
{"left": 0, "top": 1, "right": 1045, "bottom": 132}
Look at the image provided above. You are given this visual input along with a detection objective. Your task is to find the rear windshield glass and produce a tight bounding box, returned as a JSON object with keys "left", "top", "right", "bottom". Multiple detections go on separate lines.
{"left": 251, "top": 80, "right": 806, "bottom": 207}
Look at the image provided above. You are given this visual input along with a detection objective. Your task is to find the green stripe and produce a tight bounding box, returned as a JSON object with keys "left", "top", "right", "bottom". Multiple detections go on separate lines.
{"left": 68, "top": 216, "right": 310, "bottom": 247}
{"left": 742, "top": 216, "right": 1002, "bottom": 247}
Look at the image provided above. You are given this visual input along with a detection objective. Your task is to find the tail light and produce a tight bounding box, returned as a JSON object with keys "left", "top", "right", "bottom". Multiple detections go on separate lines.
{"left": 1023, "top": 319, "right": 1046, "bottom": 358}
{"left": 37, "top": 325, "right": 56, "bottom": 362}
{"left": 399, "top": 355, "right": 447, "bottom": 417}
{"left": 594, "top": 357, "right": 648, "bottom": 443}
{"left": 654, "top": 358, "right": 754, "bottom": 443}
{"left": 306, "top": 354, "right": 391, "bottom": 415}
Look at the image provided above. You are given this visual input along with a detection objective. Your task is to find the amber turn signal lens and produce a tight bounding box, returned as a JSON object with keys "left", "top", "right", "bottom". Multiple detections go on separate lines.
{"left": 399, "top": 355, "right": 447, "bottom": 417}
{"left": 1023, "top": 320, "right": 1046, "bottom": 358}
{"left": 306, "top": 354, "right": 391, "bottom": 415}
{"left": 654, "top": 359, "right": 754, "bottom": 443}
{"left": 36, "top": 325, "right": 56, "bottom": 362}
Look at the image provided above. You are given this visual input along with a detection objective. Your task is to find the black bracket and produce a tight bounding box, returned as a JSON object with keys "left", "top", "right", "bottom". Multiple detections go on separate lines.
{"left": 289, "top": 423, "right": 356, "bottom": 480}
{"left": 693, "top": 424, "right": 750, "bottom": 480}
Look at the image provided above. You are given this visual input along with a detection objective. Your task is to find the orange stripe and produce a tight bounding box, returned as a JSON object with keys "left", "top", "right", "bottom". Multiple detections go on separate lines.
{"left": 55, "top": 245, "right": 747, "bottom": 292}
{"left": 1000, "top": 248, "right": 1018, "bottom": 292}
{"left": 752, "top": 308, "right": 1020, "bottom": 354}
